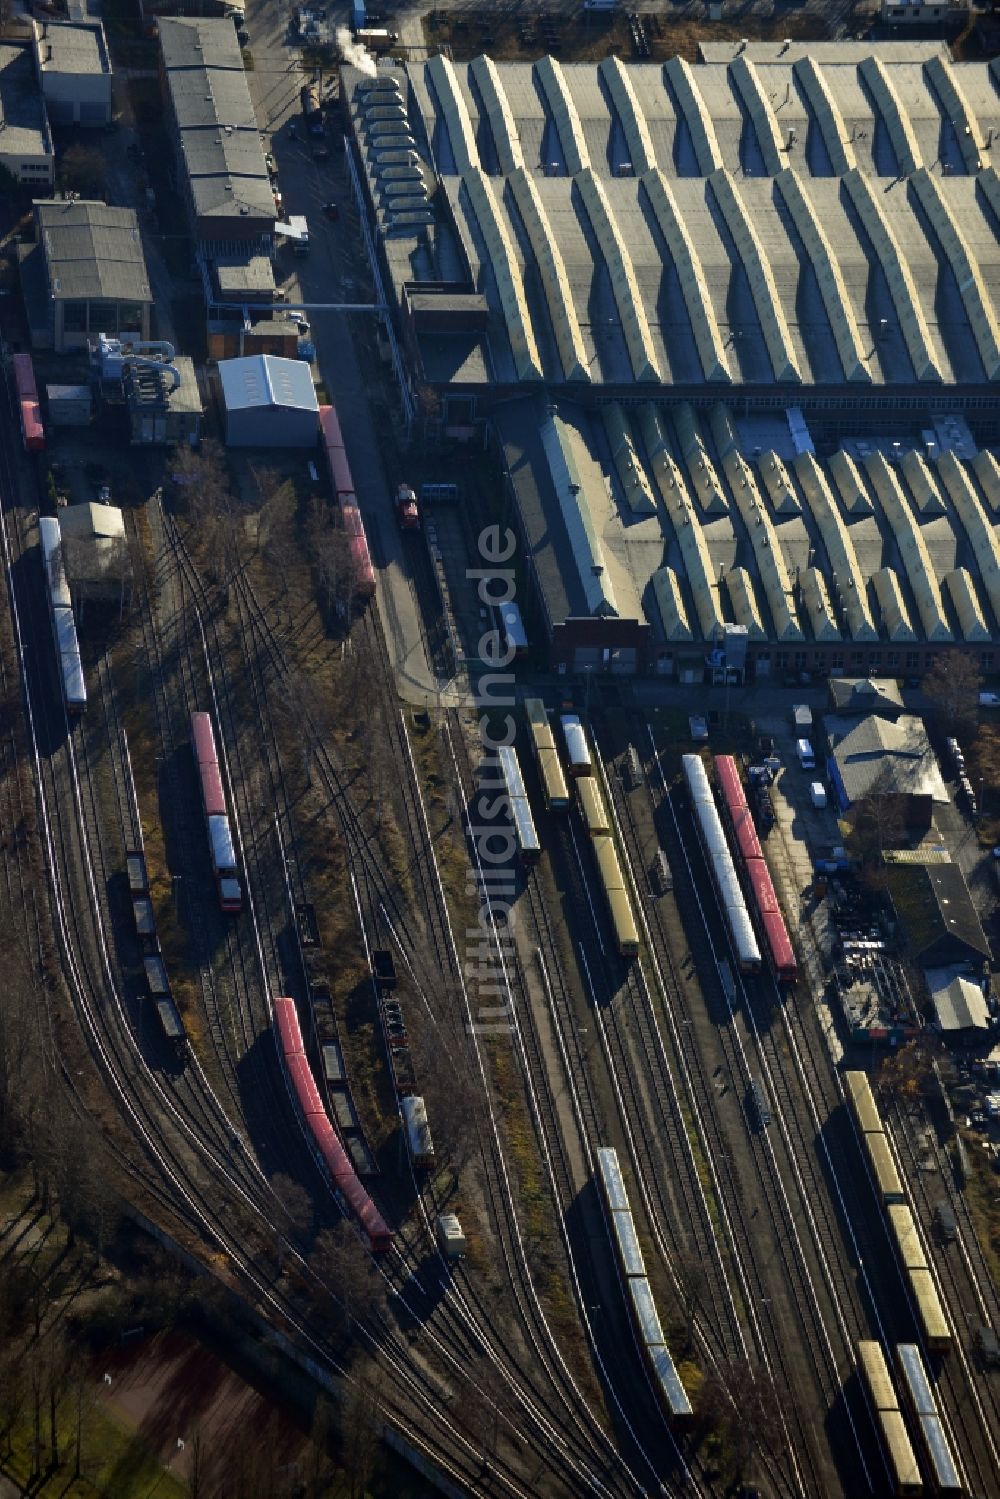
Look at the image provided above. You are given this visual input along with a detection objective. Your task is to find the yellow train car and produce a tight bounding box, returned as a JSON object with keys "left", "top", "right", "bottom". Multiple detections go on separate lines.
{"left": 910, "top": 1269, "right": 952, "bottom": 1355}
{"left": 592, "top": 836, "right": 639, "bottom": 957}
{"left": 889, "top": 1204, "right": 928, "bottom": 1272}
{"left": 525, "top": 698, "right": 570, "bottom": 811}
{"left": 864, "top": 1131, "right": 906, "bottom": 1206}
{"left": 844, "top": 1070, "right": 883, "bottom": 1135}
{"left": 857, "top": 1341, "right": 922, "bottom": 1496}
{"left": 576, "top": 775, "right": 610, "bottom": 836}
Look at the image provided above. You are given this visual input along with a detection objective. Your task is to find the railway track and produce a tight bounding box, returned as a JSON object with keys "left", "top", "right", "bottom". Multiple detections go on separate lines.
{"left": 884, "top": 1095, "right": 1000, "bottom": 1494}
{"left": 155, "top": 507, "right": 638, "bottom": 1495}
{"left": 628, "top": 721, "right": 879, "bottom": 1494}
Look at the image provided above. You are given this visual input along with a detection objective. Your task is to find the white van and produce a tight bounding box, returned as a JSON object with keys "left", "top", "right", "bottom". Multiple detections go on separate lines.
{"left": 796, "top": 738, "right": 815, "bottom": 771}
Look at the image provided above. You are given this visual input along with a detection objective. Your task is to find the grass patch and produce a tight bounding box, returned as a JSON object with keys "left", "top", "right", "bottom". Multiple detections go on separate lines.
{"left": 2, "top": 1400, "right": 186, "bottom": 1499}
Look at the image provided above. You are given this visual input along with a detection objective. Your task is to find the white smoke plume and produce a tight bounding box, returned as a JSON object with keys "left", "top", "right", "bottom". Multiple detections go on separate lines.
{"left": 336, "top": 26, "right": 377, "bottom": 78}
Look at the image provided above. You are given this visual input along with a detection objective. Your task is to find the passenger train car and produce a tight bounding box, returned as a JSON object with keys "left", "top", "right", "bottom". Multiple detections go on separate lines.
{"left": 714, "top": 755, "right": 797, "bottom": 984}
{"left": 274, "top": 996, "right": 392, "bottom": 1252}
{"left": 857, "top": 1340, "right": 922, "bottom": 1496}
{"left": 895, "top": 1343, "right": 963, "bottom": 1494}
{"left": 190, "top": 712, "right": 242, "bottom": 912}
{"left": 524, "top": 698, "right": 569, "bottom": 811}
{"left": 318, "top": 404, "right": 376, "bottom": 601}
{"left": 595, "top": 1147, "right": 692, "bottom": 1423}
{"left": 682, "top": 753, "right": 760, "bottom": 972}
{"left": 38, "top": 516, "right": 86, "bottom": 712}
{"left": 13, "top": 352, "right": 44, "bottom": 453}
{"left": 497, "top": 743, "right": 541, "bottom": 864}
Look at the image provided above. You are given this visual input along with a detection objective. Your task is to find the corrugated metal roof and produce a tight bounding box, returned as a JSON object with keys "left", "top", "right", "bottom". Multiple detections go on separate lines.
{"left": 219, "top": 355, "right": 318, "bottom": 414}
{"left": 38, "top": 200, "right": 151, "bottom": 305}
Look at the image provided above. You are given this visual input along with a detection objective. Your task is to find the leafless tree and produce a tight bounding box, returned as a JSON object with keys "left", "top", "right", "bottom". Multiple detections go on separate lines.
{"left": 270, "top": 1172, "right": 313, "bottom": 1268}
{"left": 698, "top": 1358, "right": 785, "bottom": 1488}
{"left": 411, "top": 1028, "right": 480, "bottom": 1193}
{"left": 257, "top": 470, "right": 299, "bottom": 623}
{"left": 308, "top": 1222, "right": 381, "bottom": 1337}
{"left": 923, "top": 651, "right": 981, "bottom": 738}
{"left": 305, "top": 497, "right": 353, "bottom": 622}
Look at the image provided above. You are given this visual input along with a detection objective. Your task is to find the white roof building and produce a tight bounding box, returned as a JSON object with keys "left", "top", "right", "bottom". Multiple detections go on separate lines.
{"left": 927, "top": 968, "right": 990, "bottom": 1033}
{"left": 218, "top": 355, "right": 319, "bottom": 448}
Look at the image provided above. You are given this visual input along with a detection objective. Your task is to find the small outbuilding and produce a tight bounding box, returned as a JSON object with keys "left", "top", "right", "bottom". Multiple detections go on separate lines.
{"left": 218, "top": 354, "right": 319, "bottom": 448}
{"left": 58, "top": 502, "right": 132, "bottom": 609}
{"left": 926, "top": 968, "right": 990, "bottom": 1037}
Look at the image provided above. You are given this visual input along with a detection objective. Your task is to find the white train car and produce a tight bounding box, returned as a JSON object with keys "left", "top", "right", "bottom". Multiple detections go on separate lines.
{"left": 402, "top": 1094, "right": 434, "bottom": 1168}
{"left": 52, "top": 607, "right": 86, "bottom": 712}
{"left": 595, "top": 1147, "right": 691, "bottom": 1422}
{"left": 560, "top": 714, "right": 592, "bottom": 776}
{"left": 497, "top": 744, "right": 541, "bottom": 864}
{"left": 681, "top": 754, "right": 760, "bottom": 972}
{"left": 39, "top": 516, "right": 72, "bottom": 609}
{"left": 40, "top": 518, "right": 86, "bottom": 712}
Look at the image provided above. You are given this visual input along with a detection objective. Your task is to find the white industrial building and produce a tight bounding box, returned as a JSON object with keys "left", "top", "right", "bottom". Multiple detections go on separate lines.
{"left": 33, "top": 20, "right": 114, "bottom": 127}
{"left": 0, "top": 43, "right": 54, "bottom": 189}
{"left": 342, "top": 43, "right": 1000, "bottom": 676}
{"left": 218, "top": 355, "right": 319, "bottom": 447}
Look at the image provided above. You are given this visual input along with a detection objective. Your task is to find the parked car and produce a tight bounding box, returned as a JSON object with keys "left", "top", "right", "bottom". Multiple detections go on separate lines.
{"left": 312, "top": 144, "right": 330, "bottom": 163}
{"left": 322, "top": 200, "right": 339, "bottom": 220}
{"left": 980, "top": 692, "right": 1000, "bottom": 708}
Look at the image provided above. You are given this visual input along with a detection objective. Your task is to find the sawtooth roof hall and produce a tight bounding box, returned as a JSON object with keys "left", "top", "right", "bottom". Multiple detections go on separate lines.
{"left": 357, "top": 42, "right": 1000, "bottom": 406}
{"left": 345, "top": 44, "right": 1000, "bottom": 676}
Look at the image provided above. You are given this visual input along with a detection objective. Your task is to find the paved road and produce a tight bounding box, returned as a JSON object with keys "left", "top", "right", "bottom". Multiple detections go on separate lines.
{"left": 241, "top": 17, "right": 448, "bottom": 702}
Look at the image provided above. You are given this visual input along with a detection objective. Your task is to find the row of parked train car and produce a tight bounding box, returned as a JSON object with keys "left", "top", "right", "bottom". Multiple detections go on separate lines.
{"left": 124, "top": 848, "right": 186, "bottom": 1056}
{"left": 845, "top": 1072, "right": 951, "bottom": 1356}
{"left": 318, "top": 405, "right": 375, "bottom": 601}
{"left": 190, "top": 712, "right": 243, "bottom": 913}
{"left": 596, "top": 1146, "right": 692, "bottom": 1425}
{"left": 502, "top": 697, "right": 639, "bottom": 958}
{"left": 682, "top": 753, "right": 797, "bottom": 985}
{"left": 274, "top": 989, "right": 438, "bottom": 1253}
{"left": 858, "top": 1339, "right": 962, "bottom": 1495}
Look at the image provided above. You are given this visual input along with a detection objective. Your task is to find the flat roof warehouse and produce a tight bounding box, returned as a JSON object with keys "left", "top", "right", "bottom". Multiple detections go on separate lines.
{"left": 343, "top": 45, "right": 1000, "bottom": 675}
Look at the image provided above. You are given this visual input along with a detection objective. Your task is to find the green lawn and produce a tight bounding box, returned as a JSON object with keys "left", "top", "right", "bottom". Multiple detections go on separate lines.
{"left": 3, "top": 1397, "right": 185, "bottom": 1499}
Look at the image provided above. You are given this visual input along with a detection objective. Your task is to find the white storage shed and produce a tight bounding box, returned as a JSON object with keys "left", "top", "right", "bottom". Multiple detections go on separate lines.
{"left": 218, "top": 355, "right": 319, "bottom": 448}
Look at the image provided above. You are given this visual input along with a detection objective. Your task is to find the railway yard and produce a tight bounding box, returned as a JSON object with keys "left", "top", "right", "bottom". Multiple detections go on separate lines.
{"left": 3, "top": 5, "right": 1000, "bottom": 1497}
{"left": 4, "top": 368, "right": 1000, "bottom": 1492}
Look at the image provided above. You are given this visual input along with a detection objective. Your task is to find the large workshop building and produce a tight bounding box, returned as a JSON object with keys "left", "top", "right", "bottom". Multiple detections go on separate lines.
{"left": 158, "top": 17, "right": 274, "bottom": 256}
{"left": 345, "top": 43, "right": 1000, "bottom": 676}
